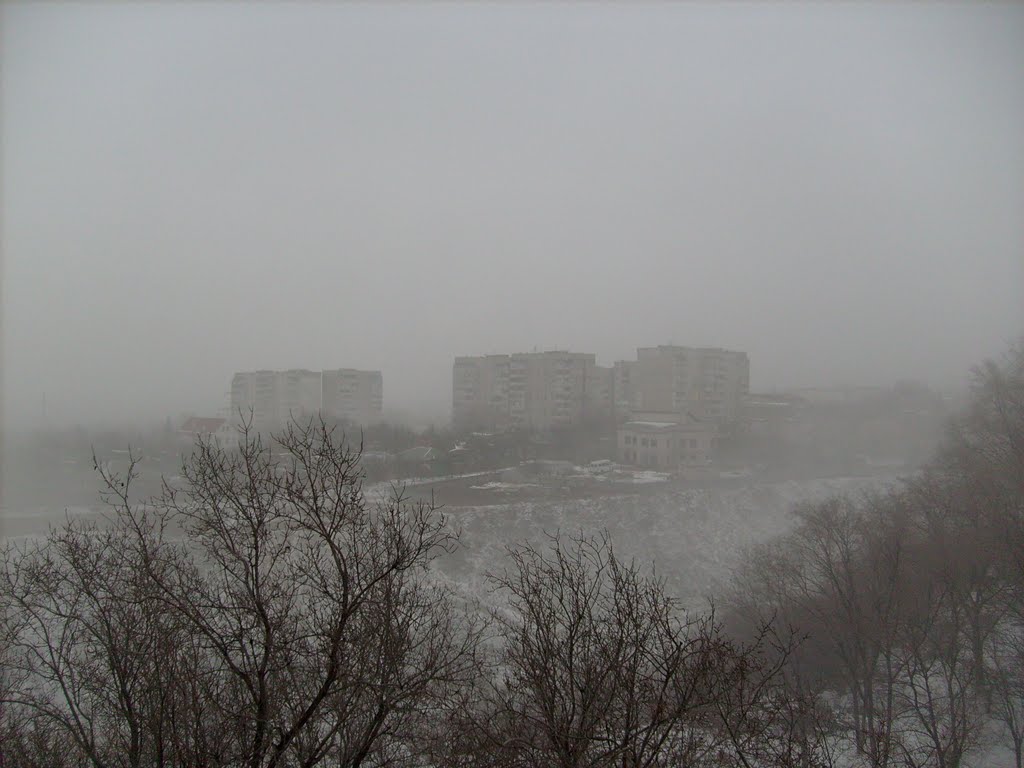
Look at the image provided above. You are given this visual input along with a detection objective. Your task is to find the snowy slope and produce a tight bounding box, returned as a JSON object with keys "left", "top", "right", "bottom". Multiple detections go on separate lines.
{"left": 436, "top": 476, "right": 898, "bottom": 607}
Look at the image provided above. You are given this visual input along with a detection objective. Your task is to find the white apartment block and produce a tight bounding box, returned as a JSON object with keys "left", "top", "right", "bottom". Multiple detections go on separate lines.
{"left": 453, "top": 355, "right": 511, "bottom": 431}
{"left": 509, "top": 351, "right": 590, "bottom": 431}
{"left": 615, "top": 346, "right": 749, "bottom": 425}
{"left": 321, "top": 368, "right": 383, "bottom": 425}
{"left": 280, "top": 369, "right": 324, "bottom": 421}
{"left": 585, "top": 364, "right": 615, "bottom": 424}
{"left": 453, "top": 351, "right": 613, "bottom": 432}
{"left": 613, "top": 360, "right": 639, "bottom": 420}
{"left": 230, "top": 369, "right": 322, "bottom": 429}
{"left": 230, "top": 368, "right": 382, "bottom": 430}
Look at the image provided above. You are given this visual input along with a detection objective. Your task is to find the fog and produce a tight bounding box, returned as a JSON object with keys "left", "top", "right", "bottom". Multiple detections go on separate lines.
{"left": 2, "top": 2, "right": 1022, "bottom": 430}
{"left": 5, "top": 6, "right": 1024, "bottom": 764}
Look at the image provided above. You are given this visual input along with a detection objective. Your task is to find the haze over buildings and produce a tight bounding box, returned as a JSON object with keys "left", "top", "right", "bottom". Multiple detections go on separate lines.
{"left": 615, "top": 347, "right": 750, "bottom": 425}
{"left": 2, "top": 7, "right": 1021, "bottom": 761}
{"left": 453, "top": 351, "right": 612, "bottom": 432}
{"left": 3, "top": 3, "right": 1023, "bottom": 429}
{"left": 230, "top": 368, "right": 383, "bottom": 430}
{"left": 453, "top": 345, "right": 749, "bottom": 433}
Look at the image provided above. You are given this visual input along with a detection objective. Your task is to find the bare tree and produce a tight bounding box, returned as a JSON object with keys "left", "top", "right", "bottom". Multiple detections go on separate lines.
{"left": 989, "top": 624, "right": 1024, "bottom": 768}
{"left": 934, "top": 343, "right": 1024, "bottom": 617}
{"left": 1, "top": 417, "right": 480, "bottom": 768}
{"left": 709, "top": 637, "right": 841, "bottom": 768}
{"left": 473, "top": 531, "right": 715, "bottom": 767}
{"left": 0, "top": 493, "right": 213, "bottom": 768}
{"left": 470, "top": 530, "right": 831, "bottom": 768}
{"left": 734, "top": 493, "right": 910, "bottom": 766}
{"left": 895, "top": 568, "right": 982, "bottom": 768}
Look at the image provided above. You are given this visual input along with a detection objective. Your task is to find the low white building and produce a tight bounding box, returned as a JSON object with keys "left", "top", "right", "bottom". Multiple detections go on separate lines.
{"left": 617, "top": 411, "right": 719, "bottom": 470}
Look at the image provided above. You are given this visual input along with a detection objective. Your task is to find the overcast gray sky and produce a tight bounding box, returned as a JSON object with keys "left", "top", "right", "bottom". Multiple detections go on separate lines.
{"left": 3, "top": 2, "right": 1022, "bottom": 428}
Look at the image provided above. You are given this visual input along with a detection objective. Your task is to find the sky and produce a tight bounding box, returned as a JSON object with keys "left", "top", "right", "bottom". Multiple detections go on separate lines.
{"left": 2, "top": 2, "right": 1023, "bottom": 429}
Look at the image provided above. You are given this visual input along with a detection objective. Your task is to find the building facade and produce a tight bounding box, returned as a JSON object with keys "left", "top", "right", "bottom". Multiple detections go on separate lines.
{"left": 230, "top": 368, "right": 383, "bottom": 430}
{"left": 617, "top": 411, "right": 720, "bottom": 470}
{"left": 617, "top": 346, "right": 749, "bottom": 426}
{"left": 509, "top": 351, "right": 590, "bottom": 431}
{"left": 230, "top": 370, "right": 285, "bottom": 428}
{"left": 453, "top": 351, "right": 613, "bottom": 432}
{"left": 613, "top": 360, "right": 638, "bottom": 421}
{"left": 584, "top": 364, "right": 615, "bottom": 426}
{"left": 452, "top": 355, "right": 511, "bottom": 431}
{"left": 280, "top": 369, "right": 324, "bottom": 422}
{"left": 321, "top": 368, "right": 384, "bottom": 425}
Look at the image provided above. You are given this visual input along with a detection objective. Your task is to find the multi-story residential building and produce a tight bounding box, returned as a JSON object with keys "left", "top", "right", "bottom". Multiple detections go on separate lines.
{"left": 452, "top": 355, "right": 511, "bottom": 432}
{"left": 612, "top": 360, "right": 638, "bottom": 420}
{"left": 618, "top": 346, "right": 749, "bottom": 426}
{"left": 230, "top": 370, "right": 284, "bottom": 428}
{"left": 230, "top": 368, "right": 382, "bottom": 430}
{"left": 279, "top": 369, "right": 324, "bottom": 422}
{"left": 321, "top": 368, "right": 383, "bottom": 425}
{"left": 508, "top": 351, "right": 603, "bottom": 431}
{"left": 584, "top": 364, "right": 615, "bottom": 426}
{"left": 452, "top": 351, "right": 613, "bottom": 432}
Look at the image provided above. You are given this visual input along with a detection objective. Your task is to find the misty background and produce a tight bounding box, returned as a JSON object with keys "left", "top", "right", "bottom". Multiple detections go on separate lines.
{"left": 2, "top": 2, "right": 1023, "bottom": 430}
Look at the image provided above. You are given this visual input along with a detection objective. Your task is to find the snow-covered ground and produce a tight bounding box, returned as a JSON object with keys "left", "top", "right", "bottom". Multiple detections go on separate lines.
{"left": 468, "top": 481, "right": 541, "bottom": 491}
{"left": 4, "top": 474, "right": 899, "bottom": 611}
{"left": 436, "top": 475, "right": 899, "bottom": 608}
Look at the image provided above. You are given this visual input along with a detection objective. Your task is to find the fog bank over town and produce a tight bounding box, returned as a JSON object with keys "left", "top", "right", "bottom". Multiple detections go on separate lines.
{"left": 5, "top": 5, "right": 1024, "bottom": 765}
{"left": 3, "top": 2, "right": 1023, "bottom": 431}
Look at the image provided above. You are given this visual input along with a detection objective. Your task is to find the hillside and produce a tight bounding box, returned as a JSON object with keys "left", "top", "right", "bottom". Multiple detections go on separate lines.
{"left": 433, "top": 475, "right": 898, "bottom": 607}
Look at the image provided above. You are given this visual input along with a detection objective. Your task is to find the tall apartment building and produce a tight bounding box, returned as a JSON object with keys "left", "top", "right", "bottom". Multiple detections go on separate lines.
{"left": 616, "top": 346, "right": 749, "bottom": 425}
{"left": 230, "top": 369, "right": 321, "bottom": 429}
{"left": 321, "top": 369, "right": 383, "bottom": 425}
{"left": 585, "top": 364, "right": 615, "bottom": 425}
{"left": 453, "top": 351, "right": 613, "bottom": 432}
{"left": 508, "top": 351, "right": 590, "bottom": 431}
{"left": 230, "top": 370, "right": 271, "bottom": 426}
{"left": 230, "top": 368, "right": 383, "bottom": 430}
{"left": 613, "top": 360, "right": 638, "bottom": 420}
{"left": 452, "top": 355, "right": 511, "bottom": 431}
{"left": 280, "top": 369, "right": 323, "bottom": 420}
